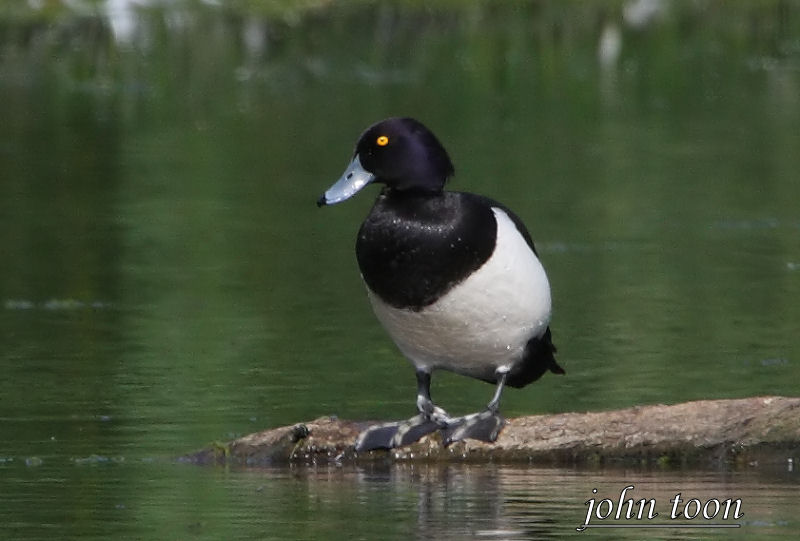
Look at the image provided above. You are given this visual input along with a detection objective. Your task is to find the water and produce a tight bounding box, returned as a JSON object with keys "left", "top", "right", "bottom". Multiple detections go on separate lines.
{"left": 1, "top": 461, "right": 795, "bottom": 540}
{"left": 1, "top": 1, "right": 799, "bottom": 539}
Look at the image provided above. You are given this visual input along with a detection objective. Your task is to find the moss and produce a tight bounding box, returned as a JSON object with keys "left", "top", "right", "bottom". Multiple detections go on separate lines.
{"left": 210, "top": 440, "right": 232, "bottom": 462}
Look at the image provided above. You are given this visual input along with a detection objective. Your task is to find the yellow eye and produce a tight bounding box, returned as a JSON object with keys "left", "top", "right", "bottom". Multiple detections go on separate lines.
{"left": 376, "top": 135, "right": 389, "bottom": 146}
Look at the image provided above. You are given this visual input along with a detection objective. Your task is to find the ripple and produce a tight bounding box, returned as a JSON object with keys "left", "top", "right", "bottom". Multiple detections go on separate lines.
{"left": 4, "top": 299, "right": 113, "bottom": 311}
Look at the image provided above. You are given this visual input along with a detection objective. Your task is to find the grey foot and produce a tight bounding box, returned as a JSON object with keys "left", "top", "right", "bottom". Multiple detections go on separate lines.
{"left": 440, "top": 410, "right": 506, "bottom": 446}
{"left": 355, "top": 414, "right": 441, "bottom": 452}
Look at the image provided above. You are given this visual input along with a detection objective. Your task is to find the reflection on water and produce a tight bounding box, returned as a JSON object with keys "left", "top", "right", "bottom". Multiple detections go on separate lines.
{"left": 257, "top": 464, "right": 797, "bottom": 540}
{"left": 1, "top": 1, "right": 799, "bottom": 540}
{"left": 5, "top": 460, "right": 792, "bottom": 540}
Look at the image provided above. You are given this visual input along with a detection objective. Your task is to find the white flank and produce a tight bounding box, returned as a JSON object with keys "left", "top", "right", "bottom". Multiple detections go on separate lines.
{"left": 367, "top": 207, "right": 551, "bottom": 378}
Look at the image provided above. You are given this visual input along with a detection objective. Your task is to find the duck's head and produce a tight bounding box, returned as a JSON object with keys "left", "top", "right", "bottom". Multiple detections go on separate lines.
{"left": 317, "top": 117, "right": 455, "bottom": 206}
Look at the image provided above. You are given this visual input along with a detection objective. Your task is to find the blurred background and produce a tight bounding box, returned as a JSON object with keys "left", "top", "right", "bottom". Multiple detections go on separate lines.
{"left": 1, "top": 1, "right": 798, "bottom": 539}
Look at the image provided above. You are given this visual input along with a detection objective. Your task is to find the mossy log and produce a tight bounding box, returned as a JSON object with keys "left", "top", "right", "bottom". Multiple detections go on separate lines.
{"left": 185, "top": 396, "right": 800, "bottom": 468}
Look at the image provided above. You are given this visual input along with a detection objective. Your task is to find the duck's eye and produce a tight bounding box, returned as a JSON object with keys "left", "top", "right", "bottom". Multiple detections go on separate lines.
{"left": 376, "top": 135, "right": 389, "bottom": 147}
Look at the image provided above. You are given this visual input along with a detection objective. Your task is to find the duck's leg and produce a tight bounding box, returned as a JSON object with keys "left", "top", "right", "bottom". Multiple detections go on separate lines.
{"left": 414, "top": 370, "right": 453, "bottom": 425}
{"left": 354, "top": 370, "right": 451, "bottom": 452}
{"left": 440, "top": 368, "right": 509, "bottom": 446}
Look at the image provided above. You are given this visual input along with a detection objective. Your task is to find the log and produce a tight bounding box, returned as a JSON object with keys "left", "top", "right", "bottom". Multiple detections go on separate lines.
{"left": 183, "top": 396, "right": 800, "bottom": 468}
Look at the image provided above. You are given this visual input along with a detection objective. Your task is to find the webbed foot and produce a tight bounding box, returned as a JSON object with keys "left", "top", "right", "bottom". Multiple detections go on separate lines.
{"left": 440, "top": 409, "right": 506, "bottom": 446}
{"left": 354, "top": 414, "right": 441, "bottom": 452}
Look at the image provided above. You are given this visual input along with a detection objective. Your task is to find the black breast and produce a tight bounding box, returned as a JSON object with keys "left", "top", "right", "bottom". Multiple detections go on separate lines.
{"left": 356, "top": 190, "right": 497, "bottom": 310}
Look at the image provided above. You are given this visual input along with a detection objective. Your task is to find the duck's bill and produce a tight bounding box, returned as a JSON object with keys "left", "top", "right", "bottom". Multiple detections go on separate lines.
{"left": 317, "top": 155, "right": 375, "bottom": 207}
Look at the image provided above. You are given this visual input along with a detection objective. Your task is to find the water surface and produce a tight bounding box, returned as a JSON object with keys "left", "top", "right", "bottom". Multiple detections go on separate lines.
{"left": 1, "top": 1, "right": 799, "bottom": 539}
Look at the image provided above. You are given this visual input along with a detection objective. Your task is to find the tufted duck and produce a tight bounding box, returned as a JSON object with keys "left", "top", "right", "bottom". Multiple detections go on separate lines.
{"left": 318, "top": 117, "right": 564, "bottom": 451}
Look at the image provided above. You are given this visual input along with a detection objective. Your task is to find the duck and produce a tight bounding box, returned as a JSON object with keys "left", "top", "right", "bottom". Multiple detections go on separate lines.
{"left": 317, "top": 117, "right": 564, "bottom": 452}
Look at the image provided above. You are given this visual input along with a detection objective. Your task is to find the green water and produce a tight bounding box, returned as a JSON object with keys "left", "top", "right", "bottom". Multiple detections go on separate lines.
{"left": 1, "top": 1, "right": 799, "bottom": 539}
